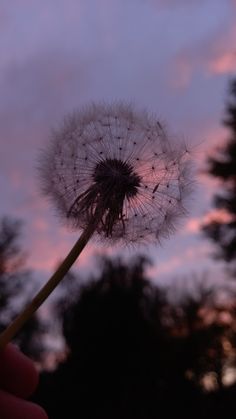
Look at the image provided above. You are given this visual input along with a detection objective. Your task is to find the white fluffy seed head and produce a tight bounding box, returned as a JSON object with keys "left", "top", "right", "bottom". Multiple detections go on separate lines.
{"left": 39, "top": 102, "right": 193, "bottom": 246}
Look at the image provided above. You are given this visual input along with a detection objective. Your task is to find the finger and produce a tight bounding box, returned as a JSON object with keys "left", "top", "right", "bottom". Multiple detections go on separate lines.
{"left": 0, "top": 389, "right": 48, "bottom": 419}
{"left": 0, "top": 344, "right": 38, "bottom": 398}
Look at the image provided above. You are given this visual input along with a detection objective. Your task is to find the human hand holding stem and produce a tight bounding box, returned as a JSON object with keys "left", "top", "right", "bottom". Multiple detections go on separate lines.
{"left": 0, "top": 102, "right": 193, "bottom": 351}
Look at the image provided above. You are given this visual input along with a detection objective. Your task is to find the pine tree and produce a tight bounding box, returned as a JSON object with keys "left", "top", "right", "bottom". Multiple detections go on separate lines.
{"left": 203, "top": 79, "right": 236, "bottom": 274}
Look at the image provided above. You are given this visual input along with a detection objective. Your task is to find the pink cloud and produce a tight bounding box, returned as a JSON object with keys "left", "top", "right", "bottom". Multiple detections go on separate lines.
{"left": 147, "top": 256, "right": 183, "bottom": 277}
{"left": 32, "top": 218, "right": 49, "bottom": 233}
{"left": 185, "top": 218, "right": 203, "bottom": 234}
{"left": 207, "top": 51, "right": 236, "bottom": 75}
{"left": 26, "top": 213, "right": 114, "bottom": 275}
{"left": 170, "top": 22, "right": 236, "bottom": 89}
{"left": 27, "top": 228, "right": 98, "bottom": 273}
{"left": 202, "top": 208, "right": 236, "bottom": 225}
{"left": 169, "top": 55, "right": 192, "bottom": 90}
{"left": 147, "top": 243, "right": 210, "bottom": 278}
{"left": 185, "top": 209, "right": 236, "bottom": 234}
{"left": 192, "top": 123, "right": 235, "bottom": 204}
{"left": 205, "top": 23, "right": 236, "bottom": 76}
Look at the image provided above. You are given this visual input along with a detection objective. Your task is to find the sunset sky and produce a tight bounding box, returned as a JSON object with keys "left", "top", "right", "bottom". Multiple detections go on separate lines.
{"left": 1, "top": 0, "right": 236, "bottom": 288}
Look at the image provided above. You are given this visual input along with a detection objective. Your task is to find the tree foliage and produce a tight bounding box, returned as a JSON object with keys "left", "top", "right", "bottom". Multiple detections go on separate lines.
{"left": 202, "top": 79, "right": 236, "bottom": 272}
{"left": 33, "top": 257, "right": 236, "bottom": 418}
{"left": 0, "top": 216, "right": 47, "bottom": 361}
{"left": 0, "top": 216, "right": 28, "bottom": 322}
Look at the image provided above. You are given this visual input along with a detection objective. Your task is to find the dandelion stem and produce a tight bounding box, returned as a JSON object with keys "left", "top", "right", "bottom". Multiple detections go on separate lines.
{"left": 0, "top": 209, "right": 103, "bottom": 351}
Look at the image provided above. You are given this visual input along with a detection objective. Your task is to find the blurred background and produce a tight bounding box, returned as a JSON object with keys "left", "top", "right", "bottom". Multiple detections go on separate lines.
{"left": 1, "top": 1, "right": 236, "bottom": 417}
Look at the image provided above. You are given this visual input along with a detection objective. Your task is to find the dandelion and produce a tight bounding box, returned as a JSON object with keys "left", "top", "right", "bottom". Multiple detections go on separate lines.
{"left": 40, "top": 102, "right": 191, "bottom": 244}
{"left": 0, "top": 102, "right": 193, "bottom": 349}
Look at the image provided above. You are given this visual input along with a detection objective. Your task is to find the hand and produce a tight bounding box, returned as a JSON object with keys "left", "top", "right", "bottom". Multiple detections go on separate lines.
{"left": 0, "top": 344, "right": 47, "bottom": 419}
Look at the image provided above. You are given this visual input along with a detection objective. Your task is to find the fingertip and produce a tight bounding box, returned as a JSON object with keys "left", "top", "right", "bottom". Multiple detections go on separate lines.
{"left": 0, "top": 343, "right": 39, "bottom": 397}
{"left": 27, "top": 402, "right": 49, "bottom": 419}
{"left": 0, "top": 390, "right": 48, "bottom": 419}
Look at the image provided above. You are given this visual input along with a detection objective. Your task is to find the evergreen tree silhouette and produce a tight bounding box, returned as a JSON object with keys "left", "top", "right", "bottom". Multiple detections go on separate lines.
{"left": 203, "top": 79, "right": 236, "bottom": 274}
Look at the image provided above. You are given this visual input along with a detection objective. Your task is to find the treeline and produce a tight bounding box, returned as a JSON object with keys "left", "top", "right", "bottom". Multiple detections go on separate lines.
{"left": 32, "top": 256, "right": 236, "bottom": 419}
{"left": 1, "top": 217, "right": 236, "bottom": 417}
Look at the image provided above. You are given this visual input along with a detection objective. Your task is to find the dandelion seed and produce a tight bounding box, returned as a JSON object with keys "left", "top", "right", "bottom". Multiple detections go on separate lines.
{"left": 0, "top": 102, "right": 193, "bottom": 349}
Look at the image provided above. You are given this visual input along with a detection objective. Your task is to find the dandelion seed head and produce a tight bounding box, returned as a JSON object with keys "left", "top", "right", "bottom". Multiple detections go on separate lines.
{"left": 39, "top": 102, "right": 193, "bottom": 245}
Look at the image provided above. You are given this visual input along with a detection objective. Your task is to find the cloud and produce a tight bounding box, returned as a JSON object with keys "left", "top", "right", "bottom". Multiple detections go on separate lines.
{"left": 208, "top": 52, "right": 236, "bottom": 75}
{"left": 0, "top": 46, "right": 97, "bottom": 224}
{"left": 170, "top": 18, "right": 236, "bottom": 90}
{"left": 170, "top": 55, "right": 192, "bottom": 90}
{"left": 185, "top": 209, "right": 236, "bottom": 234}
{"left": 147, "top": 242, "right": 211, "bottom": 279}
{"left": 148, "top": 0, "right": 210, "bottom": 9}
{"left": 27, "top": 226, "right": 115, "bottom": 278}
{"left": 0, "top": 48, "right": 94, "bottom": 129}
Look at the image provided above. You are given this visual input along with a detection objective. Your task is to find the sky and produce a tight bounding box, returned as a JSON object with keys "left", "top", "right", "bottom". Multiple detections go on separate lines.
{"left": 1, "top": 0, "right": 236, "bottom": 290}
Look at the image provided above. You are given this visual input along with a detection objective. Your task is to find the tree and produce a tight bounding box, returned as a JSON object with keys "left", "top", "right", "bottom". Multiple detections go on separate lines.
{"left": 0, "top": 216, "right": 28, "bottom": 325}
{"left": 33, "top": 256, "right": 236, "bottom": 418}
{"left": 34, "top": 257, "right": 206, "bottom": 419}
{"left": 202, "top": 79, "right": 236, "bottom": 274}
{"left": 0, "top": 216, "right": 47, "bottom": 361}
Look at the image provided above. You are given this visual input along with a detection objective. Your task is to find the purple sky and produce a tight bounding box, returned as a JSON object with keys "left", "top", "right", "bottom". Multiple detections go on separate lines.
{"left": 1, "top": 0, "right": 236, "bottom": 287}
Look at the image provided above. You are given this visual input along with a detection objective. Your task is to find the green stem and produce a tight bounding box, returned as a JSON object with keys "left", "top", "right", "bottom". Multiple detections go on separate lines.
{"left": 0, "top": 216, "right": 100, "bottom": 351}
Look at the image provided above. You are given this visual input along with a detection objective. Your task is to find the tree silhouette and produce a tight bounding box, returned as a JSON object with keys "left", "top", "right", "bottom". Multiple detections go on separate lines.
{"left": 202, "top": 79, "right": 236, "bottom": 274}
{"left": 31, "top": 258, "right": 236, "bottom": 418}
{"left": 34, "top": 257, "right": 211, "bottom": 419}
{"left": 0, "top": 216, "right": 47, "bottom": 361}
{"left": 0, "top": 216, "right": 29, "bottom": 326}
